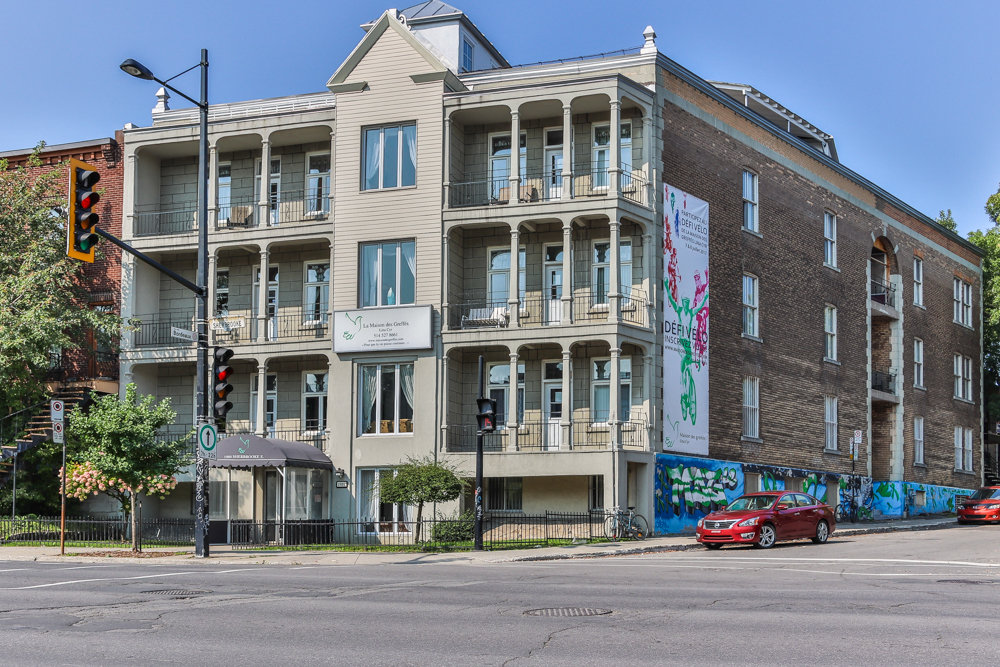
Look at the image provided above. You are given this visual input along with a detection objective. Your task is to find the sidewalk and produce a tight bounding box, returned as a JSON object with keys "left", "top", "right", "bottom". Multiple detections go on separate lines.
{"left": 0, "top": 514, "right": 960, "bottom": 566}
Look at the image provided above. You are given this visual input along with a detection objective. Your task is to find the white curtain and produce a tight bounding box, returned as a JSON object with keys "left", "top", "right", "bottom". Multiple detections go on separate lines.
{"left": 403, "top": 125, "right": 417, "bottom": 184}
{"left": 400, "top": 364, "right": 415, "bottom": 417}
{"left": 362, "top": 366, "right": 378, "bottom": 434}
{"left": 359, "top": 469, "right": 378, "bottom": 521}
{"left": 365, "top": 129, "right": 381, "bottom": 189}
{"left": 362, "top": 245, "right": 378, "bottom": 308}
{"left": 402, "top": 242, "right": 416, "bottom": 295}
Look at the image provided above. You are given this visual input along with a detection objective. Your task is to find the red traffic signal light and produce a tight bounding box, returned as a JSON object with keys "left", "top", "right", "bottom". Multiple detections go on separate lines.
{"left": 213, "top": 347, "right": 235, "bottom": 419}
{"left": 476, "top": 398, "right": 498, "bottom": 433}
{"left": 67, "top": 158, "right": 101, "bottom": 262}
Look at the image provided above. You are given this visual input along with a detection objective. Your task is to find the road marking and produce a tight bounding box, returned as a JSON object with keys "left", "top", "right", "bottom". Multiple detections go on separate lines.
{"left": 0, "top": 569, "right": 31, "bottom": 573}
{"left": 557, "top": 563, "right": 1000, "bottom": 577}
{"left": 0, "top": 568, "right": 258, "bottom": 590}
{"left": 619, "top": 556, "right": 1000, "bottom": 567}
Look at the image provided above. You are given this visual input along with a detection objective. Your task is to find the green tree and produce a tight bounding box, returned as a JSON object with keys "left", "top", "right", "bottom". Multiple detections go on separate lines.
{"left": 65, "top": 384, "right": 193, "bottom": 551}
{"left": 379, "top": 456, "right": 466, "bottom": 543}
{"left": 936, "top": 209, "right": 958, "bottom": 232}
{"left": 0, "top": 441, "right": 80, "bottom": 516}
{"left": 0, "top": 146, "right": 119, "bottom": 416}
{"left": 971, "top": 187, "right": 1000, "bottom": 425}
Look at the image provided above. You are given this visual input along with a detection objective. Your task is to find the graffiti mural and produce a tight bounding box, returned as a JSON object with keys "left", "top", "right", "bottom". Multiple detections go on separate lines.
{"left": 869, "top": 481, "right": 972, "bottom": 517}
{"left": 655, "top": 454, "right": 743, "bottom": 534}
{"left": 837, "top": 475, "right": 875, "bottom": 521}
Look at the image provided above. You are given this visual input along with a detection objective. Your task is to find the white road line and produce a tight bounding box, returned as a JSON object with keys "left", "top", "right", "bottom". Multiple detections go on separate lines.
{"left": 0, "top": 569, "right": 31, "bottom": 573}
{"left": 615, "top": 556, "right": 1000, "bottom": 567}
{"left": 557, "top": 563, "right": 1000, "bottom": 577}
{"left": 0, "top": 568, "right": 258, "bottom": 590}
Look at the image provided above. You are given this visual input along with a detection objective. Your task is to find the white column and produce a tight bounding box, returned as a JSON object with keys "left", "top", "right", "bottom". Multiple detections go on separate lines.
{"left": 256, "top": 361, "right": 268, "bottom": 436}
{"left": 561, "top": 349, "right": 572, "bottom": 450}
{"left": 328, "top": 130, "right": 336, "bottom": 217}
{"left": 207, "top": 252, "right": 217, "bottom": 324}
{"left": 259, "top": 138, "right": 271, "bottom": 227}
{"left": 562, "top": 223, "right": 573, "bottom": 323}
{"left": 609, "top": 220, "right": 621, "bottom": 323}
{"left": 126, "top": 153, "right": 137, "bottom": 239}
{"left": 441, "top": 355, "right": 449, "bottom": 452}
{"left": 208, "top": 143, "right": 218, "bottom": 230}
{"left": 610, "top": 100, "right": 621, "bottom": 197}
{"left": 643, "top": 353, "right": 654, "bottom": 450}
{"left": 442, "top": 234, "right": 451, "bottom": 330}
{"left": 325, "top": 357, "right": 334, "bottom": 451}
{"left": 610, "top": 347, "right": 622, "bottom": 449}
{"left": 642, "top": 233, "right": 653, "bottom": 327}
{"left": 508, "top": 110, "right": 520, "bottom": 205}
{"left": 509, "top": 228, "right": 520, "bottom": 328}
{"left": 561, "top": 104, "right": 573, "bottom": 201}
{"left": 443, "top": 116, "right": 452, "bottom": 208}
{"left": 327, "top": 240, "right": 335, "bottom": 326}
{"left": 643, "top": 115, "right": 653, "bottom": 207}
{"left": 508, "top": 351, "right": 519, "bottom": 451}
{"left": 256, "top": 248, "right": 269, "bottom": 342}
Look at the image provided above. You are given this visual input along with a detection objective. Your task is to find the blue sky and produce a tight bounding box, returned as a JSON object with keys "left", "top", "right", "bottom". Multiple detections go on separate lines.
{"left": 4, "top": 0, "right": 998, "bottom": 236}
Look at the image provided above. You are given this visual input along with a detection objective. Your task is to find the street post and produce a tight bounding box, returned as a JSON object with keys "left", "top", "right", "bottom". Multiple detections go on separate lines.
{"left": 474, "top": 355, "right": 484, "bottom": 551}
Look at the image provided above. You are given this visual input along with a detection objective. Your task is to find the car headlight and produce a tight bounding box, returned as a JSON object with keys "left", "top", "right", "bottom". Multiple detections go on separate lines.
{"left": 987, "top": 504, "right": 1000, "bottom": 510}
{"left": 697, "top": 518, "right": 704, "bottom": 528}
{"left": 737, "top": 517, "right": 759, "bottom": 527}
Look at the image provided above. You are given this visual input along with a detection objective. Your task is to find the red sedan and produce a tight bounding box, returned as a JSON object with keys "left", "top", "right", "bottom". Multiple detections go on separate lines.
{"left": 957, "top": 486, "right": 1000, "bottom": 524}
{"left": 696, "top": 492, "right": 837, "bottom": 549}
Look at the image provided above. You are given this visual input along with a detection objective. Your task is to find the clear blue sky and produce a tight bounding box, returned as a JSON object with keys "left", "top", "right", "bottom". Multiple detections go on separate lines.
{"left": 5, "top": 0, "right": 998, "bottom": 236}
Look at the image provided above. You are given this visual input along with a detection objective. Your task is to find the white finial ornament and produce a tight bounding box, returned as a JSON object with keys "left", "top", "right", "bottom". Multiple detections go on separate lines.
{"left": 153, "top": 87, "right": 170, "bottom": 114}
{"left": 641, "top": 26, "right": 657, "bottom": 55}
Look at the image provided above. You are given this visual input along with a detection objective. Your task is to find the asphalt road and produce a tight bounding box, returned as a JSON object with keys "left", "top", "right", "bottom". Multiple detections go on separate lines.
{"left": 2, "top": 524, "right": 999, "bottom": 666}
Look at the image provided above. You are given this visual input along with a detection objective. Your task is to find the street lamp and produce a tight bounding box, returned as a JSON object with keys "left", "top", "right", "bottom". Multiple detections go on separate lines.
{"left": 120, "top": 50, "right": 211, "bottom": 558}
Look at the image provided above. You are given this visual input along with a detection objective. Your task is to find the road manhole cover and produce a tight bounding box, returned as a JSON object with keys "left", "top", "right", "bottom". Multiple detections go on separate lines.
{"left": 936, "top": 580, "right": 996, "bottom": 585}
{"left": 524, "top": 607, "right": 611, "bottom": 617}
{"left": 141, "top": 589, "right": 211, "bottom": 596}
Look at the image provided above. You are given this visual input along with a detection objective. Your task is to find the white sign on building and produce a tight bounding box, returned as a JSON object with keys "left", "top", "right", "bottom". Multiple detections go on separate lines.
{"left": 662, "top": 185, "right": 710, "bottom": 455}
{"left": 333, "top": 305, "right": 433, "bottom": 353}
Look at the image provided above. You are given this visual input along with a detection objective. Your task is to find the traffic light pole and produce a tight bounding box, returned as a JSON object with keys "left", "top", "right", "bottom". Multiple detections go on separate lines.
{"left": 474, "top": 355, "right": 484, "bottom": 551}
{"left": 194, "top": 49, "right": 211, "bottom": 559}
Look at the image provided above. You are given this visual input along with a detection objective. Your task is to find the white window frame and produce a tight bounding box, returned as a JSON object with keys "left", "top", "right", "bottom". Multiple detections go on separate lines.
{"left": 954, "top": 354, "right": 973, "bottom": 400}
{"left": 620, "top": 240, "right": 633, "bottom": 299}
{"left": 250, "top": 373, "right": 277, "bottom": 435}
{"left": 913, "top": 257, "right": 923, "bottom": 306}
{"left": 357, "top": 468, "right": 409, "bottom": 534}
{"left": 824, "top": 395, "right": 838, "bottom": 451}
{"left": 591, "top": 123, "right": 632, "bottom": 189}
{"left": 914, "top": 416, "right": 924, "bottom": 465}
{"left": 487, "top": 361, "right": 525, "bottom": 427}
{"left": 303, "top": 261, "right": 330, "bottom": 323}
{"left": 955, "top": 426, "right": 974, "bottom": 472}
{"left": 304, "top": 151, "right": 331, "bottom": 215}
{"left": 255, "top": 156, "right": 281, "bottom": 225}
{"left": 359, "top": 240, "right": 416, "bottom": 308}
{"left": 824, "top": 305, "right": 838, "bottom": 361}
{"left": 362, "top": 123, "right": 417, "bottom": 191}
{"left": 742, "top": 376, "right": 760, "bottom": 439}
{"left": 823, "top": 211, "right": 837, "bottom": 267}
{"left": 913, "top": 338, "right": 924, "bottom": 388}
{"left": 358, "top": 362, "right": 415, "bottom": 436}
{"left": 742, "top": 273, "right": 758, "bottom": 337}
{"left": 954, "top": 277, "right": 973, "bottom": 326}
{"left": 487, "top": 246, "right": 526, "bottom": 306}
{"left": 215, "top": 268, "right": 230, "bottom": 316}
{"left": 461, "top": 38, "right": 475, "bottom": 72}
{"left": 592, "top": 357, "right": 633, "bottom": 423}
{"left": 488, "top": 131, "right": 526, "bottom": 192}
{"left": 217, "top": 161, "right": 232, "bottom": 223}
{"left": 743, "top": 170, "right": 759, "bottom": 232}
{"left": 302, "top": 371, "right": 328, "bottom": 434}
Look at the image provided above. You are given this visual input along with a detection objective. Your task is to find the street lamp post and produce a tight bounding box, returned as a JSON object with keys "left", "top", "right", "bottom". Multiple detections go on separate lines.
{"left": 121, "top": 51, "right": 211, "bottom": 557}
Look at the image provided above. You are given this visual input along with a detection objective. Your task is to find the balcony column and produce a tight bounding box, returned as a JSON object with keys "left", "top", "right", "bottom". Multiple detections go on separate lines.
{"left": 508, "top": 351, "right": 519, "bottom": 452}
{"left": 126, "top": 152, "right": 137, "bottom": 239}
{"left": 642, "top": 232, "right": 653, "bottom": 326}
{"left": 608, "top": 220, "right": 621, "bottom": 323}
{"left": 328, "top": 130, "right": 336, "bottom": 215}
{"left": 610, "top": 346, "right": 622, "bottom": 449}
{"left": 208, "top": 142, "right": 218, "bottom": 230}
{"left": 441, "top": 355, "right": 449, "bottom": 452}
{"left": 325, "top": 357, "right": 335, "bottom": 451}
{"left": 327, "top": 240, "right": 335, "bottom": 325}
{"left": 443, "top": 116, "right": 452, "bottom": 208}
{"left": 610, "top": 100, "right": 621, "bottom": 198}
{"left": 561, "top": 349, "right": 572, "bottom": 450}
{"left": 562, "top": 222, "right": 573, "bottom": 323}
{"left": 255, "top": 361, "right": 268, "bottom": 436}
{"left": 642, "top": 114, "right": 653, "bottom": 205}
{"left": 259, "top": 138, "right": 271, "bottom": 227}
{"left": 509, "top": 228, "right": 520, "bottom": 328}
{"left": 256, "top": 248, "right": 270, "bottom": 343}
{"left": 643, "top": 353, "right": 654, "bottom": 450}
{"left": 207, "top": 252, "right": 217, "bottom": 322}
{"left": 561, "top": 104, "right": 573, "bottom": 201}
{"left": 508, "top": 110, "right": 520, "bottom": 206}
{"left": 442, "top": 233, "right": 451, "bottom": 330}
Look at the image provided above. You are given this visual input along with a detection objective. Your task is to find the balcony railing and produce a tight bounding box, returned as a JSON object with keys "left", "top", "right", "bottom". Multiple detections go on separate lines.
{"left": 259, "top": 187, "right": 331, "bottom": 226}
{"left": 444, "top": 414, "right": 648, "bottom": 453}
{"left": 449, "top": 294, "right": 513, "bottom": 329}
{"left": 210, "top": 311, "right": 257, "bottom": 345}
{"left": 448, "top": 289, "right": 649, "bottom": 330}
{"left": 572, "top": 289, "right": 648, "bottom": 328}
{"left": 215, "top": 194, "right": 258, "bottom": 230}
{"left": 448, "top": 164, "right": 650, "bottom": 209}
{"left": 224, "top": 429, "right": 326, "bottom": 448}
{"left": 871, "top": 369, "right": 897, "bottom": 395}
{"left": 870, "top": 278, "right": 896, "bottom": 309}
{"left": 130, "top": 313, "right": 195, "bottom": 347}
{"left": 619, "top": 169, "right": 649, "bottom": 206}
{"left": 208, "top": 307, "right": 328, "bottom": 344}
{"left": 134, "top": 204, "right": 197, "bottom": 237}
{"left": 449, "top": 173, "right": 511, "bottom": 208}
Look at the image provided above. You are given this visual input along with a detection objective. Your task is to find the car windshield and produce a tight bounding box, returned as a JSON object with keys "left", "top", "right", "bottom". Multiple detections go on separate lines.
{"left": 968, "top": 488, "right": 1000, "bottom": 500}
{"left": 726, "top": 495, "right": 778, "bottom": 511}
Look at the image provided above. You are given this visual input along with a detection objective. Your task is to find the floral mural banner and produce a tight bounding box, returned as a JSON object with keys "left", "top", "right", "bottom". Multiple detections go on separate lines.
{"left": 663, "top": 185, "right": 710, "bottom": 455}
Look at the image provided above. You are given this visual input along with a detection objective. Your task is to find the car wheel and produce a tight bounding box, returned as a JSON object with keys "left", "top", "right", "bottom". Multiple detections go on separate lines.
{"left": 811, "top": 520, "right": 829, "bottom": 544}
{"left": 754, "top": 523, "right": 776, "bottom": 549}
{"left": 704, "top": 543, "right": 722, "bottom": 550}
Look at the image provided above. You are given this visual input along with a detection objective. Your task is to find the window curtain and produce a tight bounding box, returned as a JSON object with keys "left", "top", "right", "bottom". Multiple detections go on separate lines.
{"left": 362, "top": 366, "right": 379, "bottom": 434}
{"left": 365, "top": 129, "right": 381, "bottom": 190}
{"left": 402, "top": 125, "right": 417, "bottom": 186}
{"left": 362, "top": 245, "right": 378, "bottom": 307}
{"left": 359, "top": 469, "right": 377, "bottom": 521}
{"left": 401, "top": 242, "right": 416, "bottom": 305}
{"left": 400, "top": 364, "right": 415, "bottom": 418}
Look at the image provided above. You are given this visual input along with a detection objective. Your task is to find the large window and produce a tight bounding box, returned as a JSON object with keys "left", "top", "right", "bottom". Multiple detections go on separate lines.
{"left": 954, "top": 278, "right": 972, "bottom": 327}
{"left": 360, "top": 241, "right": 415, "bottom": 307}
{"left": 743, "top": 170, "right": 758, "bottom": 232}
{"left": 914, "top": 416, "right": 924, "bottom": 466}
{"left": 589, "top": 475, "right": 604, "bottom": 511}
{"left": 302, "top": 372, "right": 328, "bottom": 432}
{"left": 593, "top": 240, "right": 633, "bottom": 304}
{"left": 593, "top": 358, "right": 632, "bottom": 422}
{"left": 824, "top": 395, "right": 838, "bottom": 451}
{"left": 742, "top": 376, "right": 759, "bottom": 439}
{"left": 914, "top": 338, "right": 924, "bottom": 388}
{"left": 913, "top": 257, "right": 924, "bottom": 306}
{"left": 592, "top": 123, "right": 631, "bottom": 188}
{"left": 954, "top": 354, "right": 973, "bottom": 400}
{"left": 217, "top": 162, "right": 231, "bottom": 222}
{"left": 823, "top": 211, "right": 837, "bottom": 267}
{"left": 461, "top": 38, "right": 474, "bottom": 72}
{"left": 305, "top": 152, "right": 330, "bottom": 214}
{"left": 743, "top": 274, "right": 758, "bottom": 337}
{"left": 363, "top": 123, "right": 416, "bottom": 190}
{"left": 215, "top": 269, "right": 229, "bottom": 316}
{"left": 954, "top": 426, "right": 973, "bottom": 472}
{"left": 488, "top": 247, "right": 526, "bottom": 306}
{"left": 487, "top": 361, "right": 525, "bottom": 426}
{"left": 360, "top": 363, "right": 414, "bottom": 435}
{"left": 486, "top": 477, "right": 522, "bottom": 512}
{"left": 358, "top": 468, "right": 410, "bottom": 533}
{"left": 824, "top": 306, "right": 838, "bottom": 361}
{"left": 286, "top": 469, "right": 328, "bottom": 520}
{"left": 304, "top": 262, "right": 330, "bottom": 323}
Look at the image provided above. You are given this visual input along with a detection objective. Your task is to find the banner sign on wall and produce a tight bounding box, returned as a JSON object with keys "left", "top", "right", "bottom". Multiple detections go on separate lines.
{"left": 663, "top": 185, "right": 710, "bottom": 455}
{"left": 333, "top": 305, "right": 433, "bottom": 353}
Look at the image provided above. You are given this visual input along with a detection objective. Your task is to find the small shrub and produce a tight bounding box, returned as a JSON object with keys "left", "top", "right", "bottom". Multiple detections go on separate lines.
{"left": 431, "top": 510, "right": 474, "bottom": 543}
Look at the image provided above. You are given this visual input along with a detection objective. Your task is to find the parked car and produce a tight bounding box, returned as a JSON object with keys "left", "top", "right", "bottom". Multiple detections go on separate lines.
{"left": 956, "top": 486, "right": 1000, "bottom": 524}
{"left": 695, "top": 492, "right": 837, "bottom": 549}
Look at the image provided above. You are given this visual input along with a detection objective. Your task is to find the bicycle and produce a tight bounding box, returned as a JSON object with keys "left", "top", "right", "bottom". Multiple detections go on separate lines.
{"left": 604, "top": 507, "right": 649, "bottom": 541}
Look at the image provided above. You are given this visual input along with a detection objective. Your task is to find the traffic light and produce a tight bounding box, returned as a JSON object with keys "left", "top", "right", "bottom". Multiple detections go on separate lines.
{"left": 67, "top": 158, "right": 101, "bottom": 262}
{"left": 212, "top": 348, "right": 235, "bottom": 419}
{"left": 476, "top": 398, "right": 497, "bottom": 433}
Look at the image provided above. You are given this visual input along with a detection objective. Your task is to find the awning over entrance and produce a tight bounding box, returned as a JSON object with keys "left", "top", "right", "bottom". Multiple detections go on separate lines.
{"left": 209, "top": 434, "right": 333, "bottom": 470}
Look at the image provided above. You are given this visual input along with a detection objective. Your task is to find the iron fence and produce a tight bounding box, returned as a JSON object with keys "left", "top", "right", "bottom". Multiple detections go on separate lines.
{"left": 872, "top": 369, "right": 897, "bottom": 395}
{"left": 273, "top": 308, "right": 329, "bottom": 341}
{"left": 129, "top": 313, "right": 196, "bottom": 347}
{"left": 449, "top": 294, "right": 512, "bottom": 329}
{"left": 449, "top": 174, "right": 511, "bottom": 208}
{"left": 446, "top": 416, "right": 648, "bottom": 452}
{"left": 871, "top": 278, "right": 896, "bottom": 309}
{"left": 215, "top": 194, "right": 258, "bottom": 229}
{"left": 619, "top": 169, "right": 649, "bottom": 206}
{"left": 210, "top": 311, "right": 257, "bottom": 344}
{"left": 0, "top": 516, "right": 195, "bottom": 547}
{"left": 134, "top": 205, "right": 198, "bottom": 237}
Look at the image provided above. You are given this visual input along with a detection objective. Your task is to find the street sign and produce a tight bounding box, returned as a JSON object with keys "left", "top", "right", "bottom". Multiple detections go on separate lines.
{"left": 171, "top": 326, "right": 198, "bottom": 342}
{"left": 51, "top": 399, "right": 64, "bottom": 422}
{"left": 52, "top": 420, "right": 64, "bottom": 444}
{"left": 851, "top": 437, "right": 859, "bottom": 461}
{"left": 854, "top": 430, "right": 863, "bottom": 441}
{"left": 197, "top": 423, "right": 218, "bottom": 460}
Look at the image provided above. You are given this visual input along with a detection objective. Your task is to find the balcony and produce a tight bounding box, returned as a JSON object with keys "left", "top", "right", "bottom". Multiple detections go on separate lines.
{"left": 447, "top": 288, "right": 648, "bottom": 331}
{"left": 870, "top": 278, "right": 899, "bottom": 318}
{"left": 210, "top": 307, "right": 328, "bottom": 345}
{"left": 130, "top": 313, "right": 195, "bottom": 348}
{"left": 448, "top": 165, "right": 649, "bottom": 210}
{"left": 871, "top": 368, "right": 900, "bottom": 404}
{"left": 216, "top": 187, "right": 330, "bottom": 231}
{"left": 445, "top": 413, "right": 649, "bottom": 452}
{"left": 134, "top": 204, "right": 197, "bottom": 237}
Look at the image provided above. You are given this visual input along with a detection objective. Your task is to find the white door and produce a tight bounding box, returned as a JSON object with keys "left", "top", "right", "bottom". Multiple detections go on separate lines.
{"left": 544, "top": 382, "right": 562, "bottom": 451}
{"left": 255, "top": 158, "right": 281, "bottom": 225}
{"left": 544, "top": 147, "right": 563, "bottom": 200}
{"left": 544, "top": 245, "right": 563, "bottom": 325}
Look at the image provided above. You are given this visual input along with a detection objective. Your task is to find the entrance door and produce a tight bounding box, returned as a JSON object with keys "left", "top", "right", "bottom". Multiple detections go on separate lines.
{"left": 264, "top": 470, "right": 281, "bottom": 543}
{"left": 544, "top": 245, "right": 563, "bottom": 325}
{"left": 544, "top": 147, "right": 563, "bottom": 200}
{"left": 543, "top": 361, "right": 564, "bottom": 451}
{"left": 253, "top": 266, "right": 279, "bottom": 340}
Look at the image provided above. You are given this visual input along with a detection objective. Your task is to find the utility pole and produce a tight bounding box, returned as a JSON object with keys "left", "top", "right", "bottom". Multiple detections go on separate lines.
{"left": 474, "top": 355, "right": 484, "bottom": 551}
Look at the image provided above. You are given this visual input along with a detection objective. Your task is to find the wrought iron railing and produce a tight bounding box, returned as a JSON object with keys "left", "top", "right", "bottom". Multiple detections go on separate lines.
{"left": 449, "top": 294, "right": 512, "bottom": 329}
{"left": 449, "top": 173, "right": 512, "bottom": 208}
{"left": 215, "top": 194, "right": 258, "bottom": 229}
{"left": 871, "top": 369, "right": 897, "bottom": 395}
{"left": 0, "top": 516, "right": 195, "bottom": 547}
{"left": 870, "top": 278, "right": 896, "bottom": 309}
{"left": 572, "top": 288, "right": 648, "bottom": 327}
{"left": 445, "top": 414, "right": 648, "bottom": 452}
{"left": 134, "top": 204, "right": 198, "bottom": 237}
{"left": 130, "top": 313, "right": 196, "bottom": 347}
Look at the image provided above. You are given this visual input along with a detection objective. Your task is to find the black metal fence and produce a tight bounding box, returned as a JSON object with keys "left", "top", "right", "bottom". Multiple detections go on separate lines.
{"left": 0, "top": 516, "right": 195, "bottom": 547}
{"left": 134, "top": 205, "right": 198, "bottom": 237}
{"left": 872, "top": 369, "right": 897, "bottom": 395}
{"left": 130, "top": 313, "right": 196, "bottom": 347}
{"left": 871, "top": 278, "right": 896, "bottom": 309}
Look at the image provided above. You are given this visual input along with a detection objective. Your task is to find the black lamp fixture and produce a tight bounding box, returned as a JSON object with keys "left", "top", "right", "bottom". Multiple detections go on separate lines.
{"left": 119, "top": 59, "right": 155, "bottom": 81}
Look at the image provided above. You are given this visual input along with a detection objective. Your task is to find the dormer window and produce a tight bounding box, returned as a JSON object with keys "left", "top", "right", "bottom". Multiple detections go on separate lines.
{"left": 462, "top": 39, "right": 475, "bottom": 72}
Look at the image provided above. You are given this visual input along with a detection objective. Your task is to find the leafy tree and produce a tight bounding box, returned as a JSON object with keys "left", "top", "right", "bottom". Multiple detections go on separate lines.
{"left": 379, "top": 456, "right": 466, "bottom": 543}
{"left": 64, "top": 384, "right": 193, "bottom": 551}
{"left": 971, "top": 189, "right": 1000, "bottom": 425}
{"left": 0, "top": 145, "right": 119, "bottom": 416}
{"left": 0, "top": 441, "right": 81, "bottom": 516}
{"left": 936, "top": 209, "right": 958, "bottom": 232}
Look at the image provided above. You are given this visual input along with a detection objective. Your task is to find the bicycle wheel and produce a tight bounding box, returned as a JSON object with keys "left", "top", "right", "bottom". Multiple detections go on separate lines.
{"left": 629, "top": 515, "right": 649, "bottom": 540}
{"left": 604, "top": 514, "right": 621, "bottom": 540}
